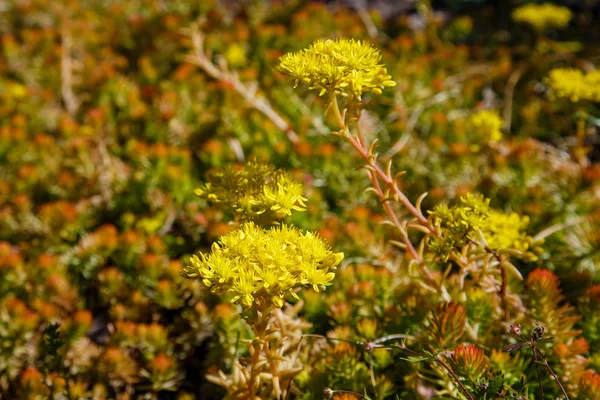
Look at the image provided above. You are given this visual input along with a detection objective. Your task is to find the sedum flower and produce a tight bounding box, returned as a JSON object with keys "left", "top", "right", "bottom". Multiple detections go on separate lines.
{"left": 484, "top": 211, "right": 542, "bottom": 260}
{"left": 429, "top": 193, "right": 540, "bottom": 260}
{"left": 195, "top": 158, "right": 307, "bottom": 221}
{"left": 467, "top": 109, "right": 503, "bottom": 142}
{"left": 277, "top": 38, "right": 396, "bottom": 100}
{"left": 181, "top": 222, "right": 343, "bottom": 309}
{"left": 512, "top": 3, "right": 572, "bottom": 32}
{"left": 428, "top": 193, "right": 491, "bottom": 259}
{"left": 545, "top": 68, "right": 600, "bottom": 103}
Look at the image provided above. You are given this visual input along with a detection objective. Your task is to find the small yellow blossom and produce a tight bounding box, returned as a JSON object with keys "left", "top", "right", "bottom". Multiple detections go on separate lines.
{"left": 512, "top": 3, "right": 572, "bottom": 32}
{"left": 483, "top": 211, "right": 542, "bottom": 261}
{"left": 467, "top": 110, "right": 503, "bottom": 142}
{"left": 484, "top": 211, "right": 530, "bottom": 251}
{"left": 224, "top": 43, "right": 247, "bottom": 69}
{"left": 429, "top": 193, "right": 491, "bottom": 259}
{"left": 181, "top": 222, "right": 343, "bottom": 308}
{"left": 545, "top": 68, "right": 600, "bottom": 103}
{"left": 429, "top": 193, "right": 541, "bottom": 260}
{"left": 277, "top": 38, "right": 396, "bottom": 100}
{"left": 195, "top": 158, "right": 307, "bottom": 221}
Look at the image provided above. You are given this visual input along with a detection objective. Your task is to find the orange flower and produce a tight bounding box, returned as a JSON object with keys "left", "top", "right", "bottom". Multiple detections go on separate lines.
{"left": 580, "top": 370, "right": 600, "bottom": 399}
{"left": 151, "top": 353, "right": 174, "bottom": 374}
{"left": 453, "top": 344, "right": 488, "bottom": 379}
{"left": 527, "top": 268, "right": 560, "bottom": 296}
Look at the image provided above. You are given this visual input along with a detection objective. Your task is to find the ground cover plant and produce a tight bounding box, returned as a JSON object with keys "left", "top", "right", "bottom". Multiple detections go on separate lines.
{"left": 1, "top": 0, "right": 599, "bottom": 399}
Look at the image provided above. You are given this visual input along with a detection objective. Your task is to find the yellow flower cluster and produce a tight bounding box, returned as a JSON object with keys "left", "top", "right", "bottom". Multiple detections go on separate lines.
{"left": 429, "top": 194, "right": 541, "bottom": 260}
{"left": 545, "top": 68, "right": 600, "bottom": 103}
{"left": 195, "top": 158, "right": 307, "bottom": 220}
{"left": 512, "top": 3, "right": 572, "bottom": 32}
{"left": 429, "top": 193, "right": 491, "bottom": 259}
{"left": 180, "top": 222, "right": 344, "bottom": 308}
{"left": 277, "top": 38, "right": 396, "bottom": 100}
{"left": 485, "top": 211, "right": 542, "bottom": 260}
{"left": 467, "top": 110, "right": 503, "bottom": 142}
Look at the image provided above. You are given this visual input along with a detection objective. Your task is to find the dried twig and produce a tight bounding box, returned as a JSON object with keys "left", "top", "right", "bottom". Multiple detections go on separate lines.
{"left": 502, "top": 65, "right": 527, "bottom": 134}
{"left": 350, "top": 0, "right": 380, "bottom": 40}
{"left": 533, "top": 217, "right": 586, "bottom": 242}
{"left": 61, "top": 23, "right": 79, "bottom": 116}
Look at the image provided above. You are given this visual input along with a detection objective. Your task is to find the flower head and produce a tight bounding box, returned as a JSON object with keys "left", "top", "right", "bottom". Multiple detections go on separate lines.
{"left": 545, "top": 68, "right": 600, "bottom": 103}
{"left": 195, "top": 158, "right": 307, "bottom": 221}
{"left": 428, "top": 193, "right": 490, "bottom": 259}
{"left": 452, "top": 344, "right": 489, "bottom": 380}
{"left": 580, "top": 370, "right": 600, "bottom": 399}
{"left": 467, "top": 110, "right": 503, "bottom": 142}
{"left": 277, "top": 38, "right": 396, "bottom": 100}
{"left": 484, "top": 211, "right": 542, "bottom": 260}
{"left": 181, "top": 222, "right": 343, "bottom": 309}
{"left": 512, "top": 3, "right": 572, "bottom": 32}
{"left": 429, "top": 193, "right": 540, "bottom": 260}
{"left": 427, "top": 303, "right": 467, "bottom": 347}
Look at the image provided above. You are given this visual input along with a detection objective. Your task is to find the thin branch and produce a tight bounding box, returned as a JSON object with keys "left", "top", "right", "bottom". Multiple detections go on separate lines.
{"left": 331, "top": 96, "right": 430, "bottom": 228}
{"left": 534, "top": 348, "right": 570, "bottom": 400}
{"left": 532, "top": 345, "right": 545, "bottom": 399}
{"left": 533, "top": 217, "right": 586, "bottom": 242}
{"left": 61, "top": 23, "right": 79, "bottom": 117}
{"left": 502, "top": 65, "right": 527, "bottom": 134}
{"left": 398, "top": 345, "right": 475, "bottom": 400}
{"left": 435, "top": 356, "right": 475, "bottom": 400}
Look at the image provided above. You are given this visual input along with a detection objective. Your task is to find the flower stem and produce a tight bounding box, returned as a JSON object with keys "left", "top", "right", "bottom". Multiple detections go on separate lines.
{"left": 435, "top": 356, "right": 476, "bottom": 400}
{"left": 534, "top": 348, "right": 570, "bottom": 400}
{"left": 246, "top": 299, "right": 273, "bottom": 400}
{"left": 331, "top": 96, "right": 430, "bottom": 227}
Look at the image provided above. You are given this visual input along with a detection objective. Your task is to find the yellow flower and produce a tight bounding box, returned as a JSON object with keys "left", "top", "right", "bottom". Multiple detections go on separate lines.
{"left": 484, "top": 211, "right": 529, "bottom": 250}
{"left": 195, "top": 158, "right": 307, "bottom": 221}
{"left": 181, "top": 222, "right": 343, "bottom": 308}
{"left": 468, "top": 110, "right": 503, "bottom": 142}
{"left": 429, "top": 193, "right": 541, "bottom": 260}
{"left": 429, "top": 193, "right": 491, "bottom": 258}
{"left": 512, "top": 3, "right": 572, "bottom": 32}
{"left": 482, "top": 211, "right": 542, "bottom": 261}
{"left": 545, "top": 68, "right": 600, "bottom": 103}
{"left": 277, "top": 38, "right": 396, "bottom": 100}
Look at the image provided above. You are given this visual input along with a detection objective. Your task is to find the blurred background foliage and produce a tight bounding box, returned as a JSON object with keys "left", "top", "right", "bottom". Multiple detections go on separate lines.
{"left": 0, "top": 0, "right": 599, "bottom": 399}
